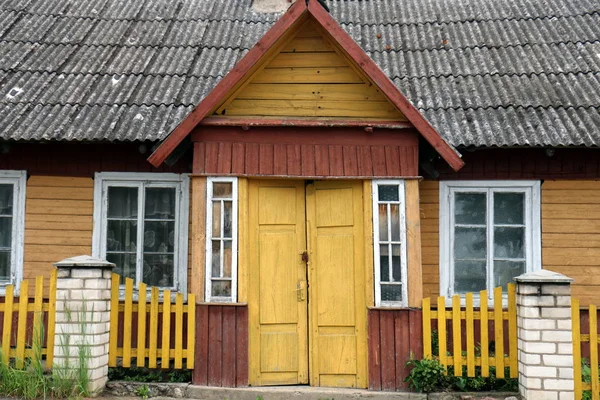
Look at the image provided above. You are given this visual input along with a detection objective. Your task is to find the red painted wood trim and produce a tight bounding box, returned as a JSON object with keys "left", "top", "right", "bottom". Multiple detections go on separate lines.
{"left": 235, "top": 307, "right": 249, "bottom": 387}
{"left": 207, "top": 306, "right": 223, "bottom": 386}
{"left": 379, "top": 311, "right": 396, "bottom": 390}
{"left": 221, "top": 307, "right": 237, "bottom": 387}
{"left": 201, "top": 116, "right": 414, "bottom": 129}
{"left": 368, "top": 310, "right": 382, "bottom": 391}
{"left": 147, "top": 0, "right": 308, "bottom": 167}
{"left": 306, "top": 0, "right": 464, "bottom": 172}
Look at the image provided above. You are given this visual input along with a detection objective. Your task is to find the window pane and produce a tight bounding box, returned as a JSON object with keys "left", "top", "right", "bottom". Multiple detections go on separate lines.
{"left": 378, "top": 204, "right": 388, "bottom": 241}
{"left": 378, "top": 185, "right": 399, "bottom": 202}
{"left": 392, "top": 244, "right": 401, "bottom": 281}
{"left": 212, "top": 201, "right": 221, "bottom": 237}
{"left": 455, "top": 193, "right": 486, "bottom": 225}
{"left": 107, "top": 220, "right": 138, "bottom": 252}
{"left": 454, "top": 227, "right": 486, "bottom": 259}
{"left": 212, "top": 280, "right": 232, "bottom": 297}
{"left": 223, "top": 240, "right": 232, "bottom": 278}
{"left": 380, "top": 244, "right": 389, "bottom": 281}
{"left": 142, "top": 254, "right": 174, "bottom": 287}
{"left": 144, "top": 221, "right": 175, "bottom": 253}
{"left": 144, "top": 188, "right": 175, "bottom": 219}
{"left": 494, "top": 192, "right": 524, "bottom": 225}
{"left": 0, "top": 251, "right": 10, "bottom": 281}
{"left": 213, "top": 182, "right": 232, "bottom": 198}
{"left": 381, "top": 284, "right": 401, "bottom": 302}
{"left": 494, "top": 227, "right": 524, "bottom": 259}
{"left": 0, "top": 217, "right": 12, "bottom": 249}
{"left": 494, "top": 260, "right": 525, "bottom": 290}
{"left": 106, "top": 253, "right": 136, "bottom": 284}
{"left": 223, "top": 201, "right": 233, "bottom": 238}
{"left": 211, "top": 240, "right": 221, "bottom": 278}
{"left": 390, "top": 204, "right": 401, "bottom": 241}
{"left": 108, "top": 187, "right": 138, "bottom": 218}
{"left": 454, "top": 260, "right": 487, "bottom": 293}
{"left": 0, "top": 184, "right": 13, "bottom": 215}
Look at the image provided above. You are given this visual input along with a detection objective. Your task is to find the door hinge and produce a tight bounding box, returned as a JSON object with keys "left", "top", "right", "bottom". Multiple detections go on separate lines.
{"left": 301, "top": 251, "right": 309, "bottom": 263}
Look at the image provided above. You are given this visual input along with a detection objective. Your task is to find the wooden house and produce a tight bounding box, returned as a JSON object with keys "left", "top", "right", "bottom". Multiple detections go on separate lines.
{"left": 0, "top": 0, "right": 599, "bottom": 391}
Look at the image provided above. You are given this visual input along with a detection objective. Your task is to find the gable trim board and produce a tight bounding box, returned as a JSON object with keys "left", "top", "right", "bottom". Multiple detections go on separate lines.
{"left": 148, "top": 0, "right": 464, "bottom": 172}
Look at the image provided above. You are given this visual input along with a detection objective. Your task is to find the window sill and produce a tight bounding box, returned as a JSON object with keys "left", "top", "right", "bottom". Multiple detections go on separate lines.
{"left": 198, "top": 302, "right": 248, "bottom": 307}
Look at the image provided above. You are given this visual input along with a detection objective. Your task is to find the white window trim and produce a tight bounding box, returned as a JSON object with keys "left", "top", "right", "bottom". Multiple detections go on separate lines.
{"left": 205, "top": 177, "right": 238, "bottom": 303}
{"left": 0, "top": 170, "right": 26, "bottom": 295}
{"left": 372, "top": 180, "right": 408, "bottom": 307}
{"left": 92, "top": 172, "right": 189, "bottom": 294}
{"left": 439, "top": 180, "right": 541, "bottom": 304}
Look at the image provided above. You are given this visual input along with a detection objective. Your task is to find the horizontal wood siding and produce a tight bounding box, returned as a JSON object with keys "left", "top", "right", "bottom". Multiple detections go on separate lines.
{"left": 368, "top": 308, "right": 423, "bottom": 391}
{"left": 193, "top": 304, "right": 248, "bottom": 387}
{"left": 192, "top": 126, "right": 418, "bottom": 177}
{"left": 420, "top": 179, "right": 600, "bottom": 305}
{"left": 216, "top": 21, "right": 406, "bottom": 121}
{"left": 23, "top": 176, "right": 93, "bottom": 295}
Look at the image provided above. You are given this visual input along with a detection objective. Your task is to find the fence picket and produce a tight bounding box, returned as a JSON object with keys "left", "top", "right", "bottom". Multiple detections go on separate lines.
{"left": 422, "top": 297, "right": 432, "bottom": 358}
{"left": 108, "top": 273, "right": 120, "bottom": 367}
{"left": 590, "top": 304, "right": 599, "bottom": 400}
{"left": 161, "top": 290, "right": 172, "bottom": 369}
{"left": 466, "top": 292, "right": 475, "bottom": 376}
{"left": 175, "top": 293, "right": 184, "bottom": 369}
{"left": 437, "top": 295, "right": 447, "bottom": 369}
{"left": 148, "top": 286, "right": 159, "bottom": 368}
{"left": 136, "top": 282, "right": 148, "bottom": 367}
{"left": 15, "top": 280, "right": 29, "bottom": 369}
{"left": 494, "top": 286, "right": 504, "bottom": 378}
{"left": 480, "top": 289, "right": 489, "bottom": 377}
{"left": 508, "top": 283, "right": 518, "bottom": 378}
{"left": 123, "top": 278, "right": 134, "bottom": 367}
{"left": 452, "top": 294, "right": 461, "bottom": 376}
{"left": 572, "top": 298, "right": 582, "bottom": 400}
{"left": 187, "top": 294, "right": 196, "bottom": 369}
{"left": 1, "top": 284, "right": 14, "bottom": 364}
{"left": 46, "top": 270, "right": 57, "bottom": 368}
{"left": 32, "top": 276, "right": 44, "bottom": 365}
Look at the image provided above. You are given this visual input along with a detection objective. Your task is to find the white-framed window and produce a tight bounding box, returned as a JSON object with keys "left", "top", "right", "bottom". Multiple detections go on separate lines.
{"left": 372, "top": 180, "right": 408, "bottom": 307}
{"left": 205, "top": 177, "right": 238, "bottom": 302}
{"left": 92, "top": 172, "right": 189, "bottom": 292}
{"left": 0, "top": 170, "right": 26, "bottom": 294}
{"left": 439, "top": 181, "right": 541, "bottom": 300}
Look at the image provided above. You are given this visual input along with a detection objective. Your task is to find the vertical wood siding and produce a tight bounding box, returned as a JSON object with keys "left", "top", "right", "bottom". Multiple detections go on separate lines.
{"left": 419, "top": 180, "right": 440, "bottom": 299}
{"left": 368, "top": 308, "right": 423, "bottom": 391}
{"left": 193, "top": 304, "right": 248, "bottom": 387}
{"left": 216, "top": 21, "right": 406, "bottom": 121}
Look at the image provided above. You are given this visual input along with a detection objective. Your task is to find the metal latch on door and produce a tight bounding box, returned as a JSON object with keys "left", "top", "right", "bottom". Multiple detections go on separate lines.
{"left": 296, "top": 281, "right": 306, "bottom": 302}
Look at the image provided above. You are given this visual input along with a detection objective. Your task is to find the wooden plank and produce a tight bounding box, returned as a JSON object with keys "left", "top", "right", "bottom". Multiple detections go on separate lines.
{"left": 46, "top": 269, "right": 57, "bottom": 368}
{"left": 422, "top": 297, "right": 432, "bottom": 358}
{"left": 363, "top": 180, "right": 374, "bottom": 308}
{"left": 286, "top": 144, "right": 301, "bottom": 176}
{"left": 26, "top": 186, "right": 93, "bottom": 200}
{"left": 480, "top": 290, "right": 489, "bottom": 377}
{"left": 591, "top": 303, "right": 599, "bottom": 400}
{"left": 148, "top": 286, "right": 159, "bottom": 368}
{"left": 193, "top": 305, "right": 209, "bottom": 385}
{"left": 136, "top": 282, "right": 148, "bottom": 367}
{"left": 16, "top": 280, "right": 28, "bottom": 369}
{"left": 508, "top": 283, "right": 518, "bottom": 378}
{"left": 221, "top": 307, "right": 237, "bottom": 387}
{"left": 300, "top": 144, "right": 315, "bottom": 176}
{"left": 368, "top": 310, "right": 382, "bottom": 390}
{"left": 190, "top": 177, "right": 207, "bottom": 302}
{"left": 466, "top": 292, "right": 475, "bottom": 376}
{"left": 258, "top": 143, "right": 274, "bottom": 175}
{"left": 437, "top": 296, "right": 447, "bottom": 370}
{"left": 235, "top": 306, "right": 249, "bottom": 387}
{"left": 25, "top": 230, "right": 92, "bottom": 246}
{"left": 273, "top": 144, "right": 288, "bottom": 175}
{"left": 314, "top": 145, "right": 330, "bottom": 176}
{"left": 380, "top": 310, "right": 397, "bottom": 390}
{"left": 1, "top": 284, "right": 14, "bottom": 364}
{"left": 32, "top": 276, "right": 44, "bottom": 365}
{"left": 175, "top": 293, "right": 184, "bottom": 369}
{"left": 161, "top": 290, "right": 172, "bottom": 369}
{"left": 217, "top": 142, "right": 233, "bottom": 174}
{"left": 395, "top": 311, "right": 411, "bottom": 389}
{"left": 237, "top": 83, "right": 384, "bottom": 101}
{"left": 572, "top": 297, "right": 582, "bottom": 400}
{"left": 452, "top": 295, "right": 462, "bottom": 376}
{"left": 237, "top": 178, "right": 249, "bottom": 303}
{"left": 494, "top": 286, "right": 504, "bottom": 378}
{"left": 123, "top": 278, "right": 134, "bottom": 368}
{"left": 208, "top": 306, "right": 223, "bottom": 386}
{"left": 328, "top": 145, "right": 344, "bottom": 176}
{"left": 187, "top": 295, "right": 196, "bottom": 369}
{"left": 253, "top": 67, "right": 363, "bottom": 84}
{"left": 281, "top": 36, "right": 333, "bottom": 52}
{"left": 231, "top": 142, "right": 246, "bottom": 174}
{"left": 268, "top": 52, "right": 346, "bottom": 67}
{"left": 406, "top": 180, "right": 423, "bottom": 307}
{"left": 27, "top": 175, "right": 94, "bottom": 187}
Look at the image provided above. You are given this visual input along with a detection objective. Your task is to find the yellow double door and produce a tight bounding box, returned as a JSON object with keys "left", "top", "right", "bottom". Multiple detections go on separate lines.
{"left": 248, "top": 180, "right": 368, "bottom": 388}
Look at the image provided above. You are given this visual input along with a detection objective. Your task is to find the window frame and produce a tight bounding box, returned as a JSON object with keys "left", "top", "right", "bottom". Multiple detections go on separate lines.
{"left": 205, "top": 177, "right": 238, "bottom": 303}
{"left": 372, "top": 179, "right": 408, "bottom": 307}
{"left": 439, "top": 180, "right": 541, "bottom": 302}
{"left": 92, "top": 172, "right": 189, "bottom": 294}
{"left": 0, "top": 170, "right": 26, "bottom": 295}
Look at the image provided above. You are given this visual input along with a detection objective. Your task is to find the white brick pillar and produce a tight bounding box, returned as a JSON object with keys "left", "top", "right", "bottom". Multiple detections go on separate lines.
{"left": 53, "top": 255, "right": 115, "bottom": 394}
{"left": 515, "top": 270, "right": 575, "bottom": 400}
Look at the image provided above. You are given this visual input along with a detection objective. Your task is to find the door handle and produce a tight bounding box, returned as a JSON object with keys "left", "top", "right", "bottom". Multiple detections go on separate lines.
{"left": 296, "top": 281, "right": 305, "bottom": 302}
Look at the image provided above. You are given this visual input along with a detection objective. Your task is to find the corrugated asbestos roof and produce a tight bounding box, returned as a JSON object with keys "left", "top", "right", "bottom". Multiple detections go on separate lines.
{"left": 0, "top": 0, "right": 599, "bottom": 147}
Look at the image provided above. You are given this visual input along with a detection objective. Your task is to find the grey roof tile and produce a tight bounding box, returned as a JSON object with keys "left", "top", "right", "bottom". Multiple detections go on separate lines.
{"left": 146, "top": 47, "right": 197, "bottom": 75}
{"left": 1, "top": 14, "right": 57, "bottom": 42}
{"left": 105, "top": 47, "right": 158, "bottom": 74}
{"left": 0, "top": 0, "right": 33, "bottom": 12}
{"left": 83, "top": 19, "right": 133, "bottom": 46}
{"left": 60, "top": 45, "right": 119, "bottom": 74}
{"left": 162, "top": 20, "right": 209, "bottom": 47}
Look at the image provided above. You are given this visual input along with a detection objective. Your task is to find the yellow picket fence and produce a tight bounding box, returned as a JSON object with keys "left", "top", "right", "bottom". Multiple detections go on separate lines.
{"left": 0, "top": 271, "right": 57, "bottom": 368}
{"left": 422, "top": 284, "right": 518, "bottom": 378}
{"left": 572, "top": 298, "right": 598, "bottom": 399}
{"left": 108, "top": 274, "right": 196, "bottom": 370}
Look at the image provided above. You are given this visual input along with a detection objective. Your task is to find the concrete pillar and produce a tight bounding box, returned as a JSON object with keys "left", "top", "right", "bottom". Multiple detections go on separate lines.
{"left": 515, "top": 270, "right": 574, "bottom": 400}
{"left": 53, "top": 255, "right": 115, "bottom": 394}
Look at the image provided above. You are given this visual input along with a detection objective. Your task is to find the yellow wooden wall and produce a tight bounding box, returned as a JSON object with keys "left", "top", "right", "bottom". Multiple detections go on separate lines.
{"left": 215, "top": 21, "right": 406, "bottom": 120}
{"left": 419, "top": 180, "right": 600, "bottom": 305}
{"left": 23, "top": 176, "right": 94, "bottom": 295}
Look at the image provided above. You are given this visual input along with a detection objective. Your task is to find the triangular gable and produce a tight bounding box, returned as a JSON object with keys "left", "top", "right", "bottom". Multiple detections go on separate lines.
{"left": 148, "top": 0, "right": 464, "bottom": 171}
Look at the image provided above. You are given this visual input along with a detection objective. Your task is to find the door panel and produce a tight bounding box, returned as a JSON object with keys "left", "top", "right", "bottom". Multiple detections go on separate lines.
{"left": 307, "top": 180, "right": 367, "bottom": 388}
{"left": 249, "top": 180, "right": 308, "bottom": 386}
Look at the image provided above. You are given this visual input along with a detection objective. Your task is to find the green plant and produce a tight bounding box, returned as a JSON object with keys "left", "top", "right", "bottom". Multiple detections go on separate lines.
{"left": 108, "top": 365, "right": 192, "bottom": 383}
{"left": 404, "top": 358, "right": 446, "bottom": 393}
{"left": 136, "top": 384, "right": 151, "bottom": 399}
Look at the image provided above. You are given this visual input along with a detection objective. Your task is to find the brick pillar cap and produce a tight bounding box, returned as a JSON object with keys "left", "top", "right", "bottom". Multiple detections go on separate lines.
{"left": 514, "top": 269, "right": 573, "bottom": 284}
{"left": 54, "top": 255, "right": 115, "bottom": 269}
